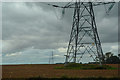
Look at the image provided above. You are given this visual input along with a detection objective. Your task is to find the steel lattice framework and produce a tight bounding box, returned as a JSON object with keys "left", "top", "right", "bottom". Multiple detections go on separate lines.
{"left": 65, "top": 2, "right": 104, "bottom": 64}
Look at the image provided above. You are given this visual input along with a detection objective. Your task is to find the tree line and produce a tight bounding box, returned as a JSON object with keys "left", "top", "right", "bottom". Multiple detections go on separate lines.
{"left": 103, "top": 52, "right": 120, "bottom": 64}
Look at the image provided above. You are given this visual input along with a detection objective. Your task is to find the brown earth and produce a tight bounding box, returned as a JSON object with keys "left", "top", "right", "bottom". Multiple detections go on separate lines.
{"left": 1, "top": 64, "right": 120, "bottom": 78}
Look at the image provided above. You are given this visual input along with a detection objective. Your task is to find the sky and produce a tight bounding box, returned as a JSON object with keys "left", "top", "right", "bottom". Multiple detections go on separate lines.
{"left": 1, "top": 2, "right": 118, "bottom": 64}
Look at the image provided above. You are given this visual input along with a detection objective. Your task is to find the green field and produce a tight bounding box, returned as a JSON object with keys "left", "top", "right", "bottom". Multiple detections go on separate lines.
{"left": 55, "top": 63, "right": 117, "bottom": 70}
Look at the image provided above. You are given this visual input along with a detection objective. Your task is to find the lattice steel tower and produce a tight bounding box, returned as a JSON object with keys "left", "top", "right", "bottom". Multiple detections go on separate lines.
{"left": 65, "top": 2, "right": 104, "bottom": 64}
{"left": 49, "top": 51, "right": 54, "bottom": 64}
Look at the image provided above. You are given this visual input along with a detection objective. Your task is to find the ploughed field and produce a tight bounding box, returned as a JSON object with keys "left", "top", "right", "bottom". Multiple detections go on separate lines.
{"left": 2, "top": 64, "right": 120, "bottom": 78}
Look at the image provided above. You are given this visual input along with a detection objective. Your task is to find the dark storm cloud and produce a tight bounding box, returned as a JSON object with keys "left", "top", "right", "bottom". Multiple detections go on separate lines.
{"left": 2, "top": 2, "right": 118, "bottom": 55}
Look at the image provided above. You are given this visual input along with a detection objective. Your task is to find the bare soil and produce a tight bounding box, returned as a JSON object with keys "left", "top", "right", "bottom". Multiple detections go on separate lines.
{"left": 1, "top": 64, "right": 120, "bottom": 78}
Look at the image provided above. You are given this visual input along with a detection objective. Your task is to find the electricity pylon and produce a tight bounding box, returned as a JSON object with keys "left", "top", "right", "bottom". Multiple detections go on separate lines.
{"left": 66, "top": 2, "right": 104, "bottom": 64}
{"left": 49, "top": 51, "right": 54, "bottom": 64}
{"left": 47, "top": 1, "right": 115, "bottom": 65}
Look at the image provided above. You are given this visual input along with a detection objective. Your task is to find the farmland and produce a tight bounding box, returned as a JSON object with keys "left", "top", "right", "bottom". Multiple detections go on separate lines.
{"left": 1, "top": 64, "right": 120, "bottom": 79}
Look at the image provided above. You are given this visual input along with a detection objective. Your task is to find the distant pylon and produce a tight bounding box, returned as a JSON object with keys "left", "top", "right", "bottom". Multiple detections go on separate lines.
{"left": 49, "top": 51, "right": 54, "bottom": 64}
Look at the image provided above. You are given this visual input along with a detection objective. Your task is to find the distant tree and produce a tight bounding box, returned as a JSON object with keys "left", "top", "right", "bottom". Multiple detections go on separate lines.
{"left": 104, "top": 52, "right": 120, "bottom": 64}
{"left": 118, "top": 54, "right": 120, "bottom": 59}
{"left": 105, "top": 52, "right": 113, "bottom": 60}
{"left": 106, "top": 56, "right": 120, "bottom": 64}
{"left": 80, "top": 62, "right": 82, "bottom": 64}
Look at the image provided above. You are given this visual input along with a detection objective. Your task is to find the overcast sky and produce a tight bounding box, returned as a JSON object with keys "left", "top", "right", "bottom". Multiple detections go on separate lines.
{"left": 1, "top": 2, "right": 118, "bottom": 64}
